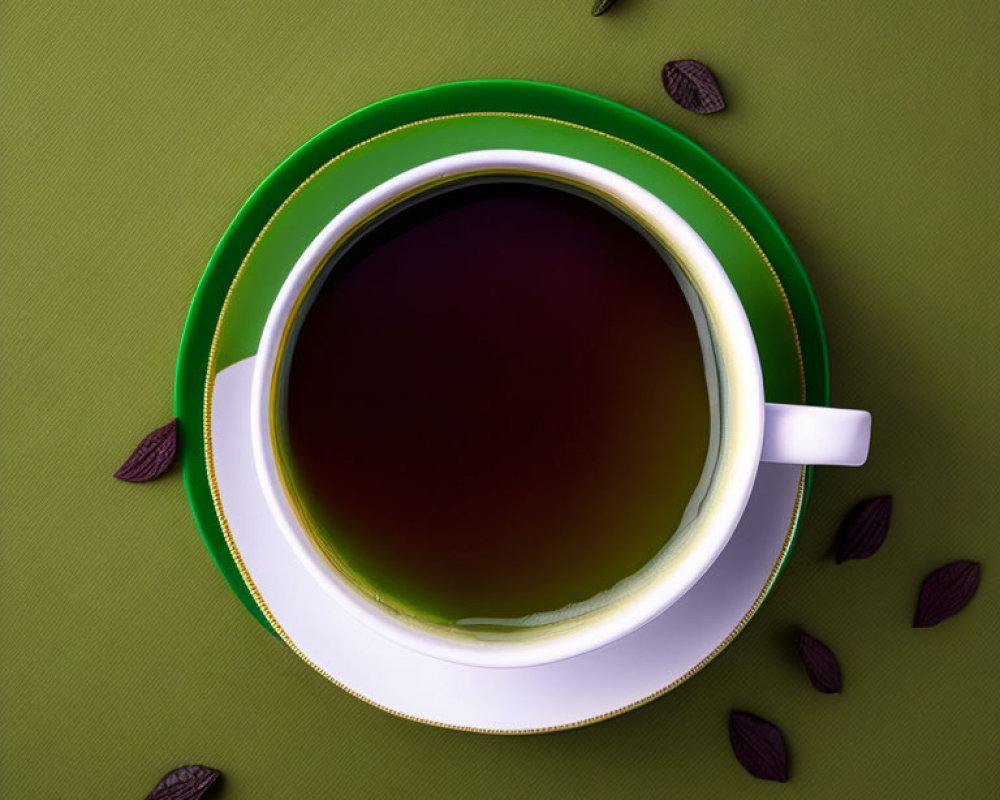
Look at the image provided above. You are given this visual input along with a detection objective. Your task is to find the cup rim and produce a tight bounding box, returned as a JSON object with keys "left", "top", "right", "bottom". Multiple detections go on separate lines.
{"left": 250, "top": 149, "right": 765, "bottom": 669}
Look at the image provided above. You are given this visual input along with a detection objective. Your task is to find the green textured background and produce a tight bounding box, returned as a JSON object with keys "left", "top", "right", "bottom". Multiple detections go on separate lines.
{"left": 1, "top": 1, "right": 997, "bottom": 797}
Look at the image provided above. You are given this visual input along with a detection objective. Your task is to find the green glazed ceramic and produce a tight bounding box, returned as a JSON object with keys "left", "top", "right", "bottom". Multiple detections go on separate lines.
{"left": 175, "top": 80, "right": 829, "bottom": 633}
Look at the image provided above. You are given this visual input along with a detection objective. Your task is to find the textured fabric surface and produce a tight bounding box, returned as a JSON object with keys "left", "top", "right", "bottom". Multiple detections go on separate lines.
{"left": 1, "top": 1, "right": 997, "bottom": 797}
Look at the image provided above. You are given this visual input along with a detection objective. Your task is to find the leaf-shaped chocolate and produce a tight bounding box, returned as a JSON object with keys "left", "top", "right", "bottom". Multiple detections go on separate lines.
{"left": 729, "top": 711, "right": 789, "bottom": 782}
{"left": 662, "top": 59, "right": 726, "bottom": 114}
{"left": 794, "top": 630, "right": 842, "bottom": 693}
{"left": 913, "top": 560, "right": 981, "bottom": 628}
{"left": 114, "top": 419, "right": 178, "bottom": 482}
{"left": 145, "top": 765, "right": 221, "bottom": 800}
{"left": 591, "top": 0, "right": 620, "bottom": 15}
{"left": 835, "top": 495, "right": 892, "bottom": 563}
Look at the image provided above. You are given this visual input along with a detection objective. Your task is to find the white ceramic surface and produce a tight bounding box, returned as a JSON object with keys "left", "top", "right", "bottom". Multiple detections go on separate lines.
{"left": 215, "top": 356, "right": 806, "bottom": 732}
{"left": 249, "top": 150, "right": 871, "bottom": 669}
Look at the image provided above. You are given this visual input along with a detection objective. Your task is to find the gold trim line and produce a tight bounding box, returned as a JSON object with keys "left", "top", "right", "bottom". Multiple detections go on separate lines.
{"left": 202, "top": 111, "right": 808, "bottom": 734}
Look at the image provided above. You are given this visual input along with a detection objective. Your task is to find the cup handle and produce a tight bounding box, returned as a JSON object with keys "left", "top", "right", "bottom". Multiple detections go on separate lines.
{"left": 761, "top": 402, "right": 871, "bottom": 466}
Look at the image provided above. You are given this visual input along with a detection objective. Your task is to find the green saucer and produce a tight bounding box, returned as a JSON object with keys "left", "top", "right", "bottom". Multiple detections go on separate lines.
{"left": 175, "top": 81, "right": 830, "bottom": 633}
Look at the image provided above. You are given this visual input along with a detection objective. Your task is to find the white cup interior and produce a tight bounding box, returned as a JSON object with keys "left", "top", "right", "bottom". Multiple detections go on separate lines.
{"left": 251, "top": 150, "right": 766, "bottom": 669}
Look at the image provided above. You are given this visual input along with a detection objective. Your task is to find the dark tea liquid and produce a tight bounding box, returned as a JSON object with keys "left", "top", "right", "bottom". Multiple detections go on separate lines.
{"left": 281, "top": 181, "right": 710, "bottom": 630}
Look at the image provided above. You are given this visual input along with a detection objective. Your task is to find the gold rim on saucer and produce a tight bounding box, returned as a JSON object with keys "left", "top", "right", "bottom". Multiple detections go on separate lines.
{"left": 202, "top": 112, "right": 807, "bottom": 734}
